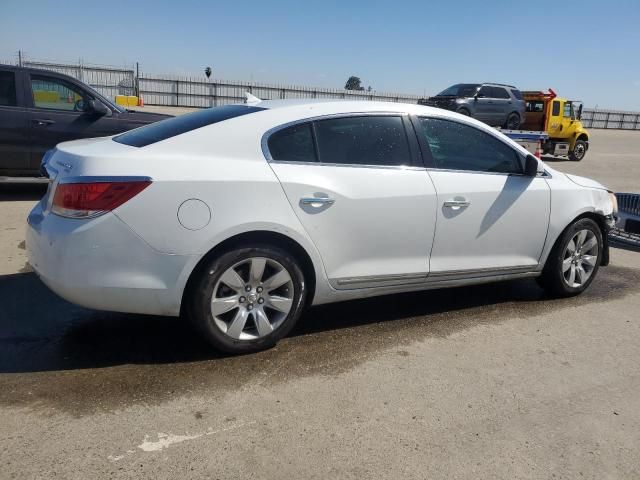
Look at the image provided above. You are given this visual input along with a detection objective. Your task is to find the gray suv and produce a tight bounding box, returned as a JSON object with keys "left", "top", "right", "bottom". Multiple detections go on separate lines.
{"left": 418, "top": 83, "right": 526, "bottom": 130}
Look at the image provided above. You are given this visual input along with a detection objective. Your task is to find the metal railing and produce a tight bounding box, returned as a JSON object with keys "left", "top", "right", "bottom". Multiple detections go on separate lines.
{"left": 581, "top": 109, "right": 640, "bottom": 130}
{"left": 4, "top": 55, "right": 639, "bottom": 129}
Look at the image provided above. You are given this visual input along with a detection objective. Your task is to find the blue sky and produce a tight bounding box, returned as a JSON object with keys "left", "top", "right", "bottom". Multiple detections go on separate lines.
{"left": 2, "top": 0, "right": 639, "bottom": 109}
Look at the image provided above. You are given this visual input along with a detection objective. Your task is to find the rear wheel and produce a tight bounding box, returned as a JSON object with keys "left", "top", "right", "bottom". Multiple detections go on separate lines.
{"left": 456, "top": 108, "right": 470, "bottom": 116}
{"left": 569, "top": 139, "right": 587, "bottom": 161}
{"left": 505, "top": 112, "right": 521, "bottom": 130}
{"left": 188, "top": 245, "right": 307, "bottom": 354}
{"left": 537, "top": 218, "right": 602, "bottom": 297}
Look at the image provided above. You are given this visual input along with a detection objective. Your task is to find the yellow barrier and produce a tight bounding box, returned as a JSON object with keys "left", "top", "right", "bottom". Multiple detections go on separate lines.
{"left": 115, "top": 95, "right": 139, "bottom": 107}
{"left": 33, "top": 90, "right": 60, "bottom": 103}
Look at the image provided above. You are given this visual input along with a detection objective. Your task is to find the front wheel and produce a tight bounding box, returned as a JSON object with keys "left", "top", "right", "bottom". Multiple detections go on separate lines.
{"left": 569, "top": 139, "right": 587, "bottom": 161}
{"left": 188, "top": 245, "right": 307, "bottom": 354}
{"left": 537, "top": 218, "right": 602, "bottom": 297}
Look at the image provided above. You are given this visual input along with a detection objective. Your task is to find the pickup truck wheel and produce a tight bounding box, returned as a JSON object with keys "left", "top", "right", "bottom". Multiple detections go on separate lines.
{"left": 537, "top": 218, "right": 602, "bottom": 297}
{"left": 456, "top": 108, "right": 470, "bottom": 116}
{"left": 505, "top": 112, "right": 521, "bottom": 130}
{"left": 569, "top": 140, "right": 587, "bottom": 161}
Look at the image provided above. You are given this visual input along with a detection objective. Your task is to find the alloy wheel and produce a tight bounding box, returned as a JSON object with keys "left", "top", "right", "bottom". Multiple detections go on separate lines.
{"left": 210, "top": 257, "right": 294, "bottom": 340}
{"left": 562, "top": 229, "right": 599, "bottom": 288}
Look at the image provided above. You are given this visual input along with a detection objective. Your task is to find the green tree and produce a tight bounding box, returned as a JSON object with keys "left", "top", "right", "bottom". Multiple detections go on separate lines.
{"left": 344, "top": 76, "right": 365, "bottom": 91}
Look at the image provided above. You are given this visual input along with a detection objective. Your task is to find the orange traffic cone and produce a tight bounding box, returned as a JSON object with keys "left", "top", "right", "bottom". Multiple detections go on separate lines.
{"left": 137, "top": 96, "right": 144, "bottom": 107}
{"left": 67, "top": 94, "right": 73, "bottom": 103}
{"left": 535, "top": 140, "right": 542, "bottom": 159}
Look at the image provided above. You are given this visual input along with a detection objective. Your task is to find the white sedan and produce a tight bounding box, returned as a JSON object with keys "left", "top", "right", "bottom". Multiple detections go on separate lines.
{"left": 27, "top": 98, "right": 617, "bottom": 353}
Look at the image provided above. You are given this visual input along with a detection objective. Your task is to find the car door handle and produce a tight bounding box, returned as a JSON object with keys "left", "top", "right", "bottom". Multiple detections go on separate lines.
{"left": 300, "top": 197, "right": 335, "bottom": 206}
{"left": 443, "top": 200, "right": 470, "bottom": 209}
{"left": 33, "top": 119, "right": 55, "bottom": 126}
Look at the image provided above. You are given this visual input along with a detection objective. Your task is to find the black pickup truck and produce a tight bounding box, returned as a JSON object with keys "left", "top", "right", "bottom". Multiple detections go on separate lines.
{"left": 0, "top": 65, "right": 171, "bottom": 178}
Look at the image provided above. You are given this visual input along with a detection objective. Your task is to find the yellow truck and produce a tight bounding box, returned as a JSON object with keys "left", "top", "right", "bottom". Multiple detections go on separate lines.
{"left": 516, "top": 89, "right": 589, "bottom": 161}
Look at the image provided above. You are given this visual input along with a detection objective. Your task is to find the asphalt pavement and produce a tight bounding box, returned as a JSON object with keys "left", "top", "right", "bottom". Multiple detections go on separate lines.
{"left": 0, "top": 126, "right": 639, "bottom": 479}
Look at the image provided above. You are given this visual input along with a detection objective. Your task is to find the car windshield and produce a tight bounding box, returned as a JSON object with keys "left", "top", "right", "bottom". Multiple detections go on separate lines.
{"left": 436, "top": 84, "right": 480, "bottom": 97}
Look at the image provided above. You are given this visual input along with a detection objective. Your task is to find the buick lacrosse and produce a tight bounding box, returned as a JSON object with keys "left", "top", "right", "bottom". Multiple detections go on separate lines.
{"left": 27, "top": 98, "right": 617, "bottom": 353}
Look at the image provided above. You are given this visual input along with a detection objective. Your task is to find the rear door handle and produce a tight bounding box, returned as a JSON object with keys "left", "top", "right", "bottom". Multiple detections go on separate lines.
{"left": 33, "top": 119, "right": 55, "bottom": 126}
{"left": 301, "top": 197, "right": 335, "bottom": 206}
{"left": 443, "top": 200, "right": 470, "bottom": 209}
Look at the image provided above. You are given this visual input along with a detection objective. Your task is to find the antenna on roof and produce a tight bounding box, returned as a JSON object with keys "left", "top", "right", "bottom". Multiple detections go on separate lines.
{"left": 245, "top": 92, "right": 262, "bottom": 105}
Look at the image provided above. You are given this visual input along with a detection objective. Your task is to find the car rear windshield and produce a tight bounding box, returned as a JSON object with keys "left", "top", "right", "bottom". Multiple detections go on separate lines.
{"left": 436, "top": 84, "right": 479, "bottom": 97}
{"left": 511, "top": 89, "right": 523, "bottom": 100}
{"left": 113, "top": 105, "right": 266, "bottom": 147}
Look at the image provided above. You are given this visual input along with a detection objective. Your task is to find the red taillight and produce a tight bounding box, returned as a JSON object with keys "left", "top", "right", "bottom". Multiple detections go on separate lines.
{"left": 52, "top": 180, "right": 151, "bottom": 218}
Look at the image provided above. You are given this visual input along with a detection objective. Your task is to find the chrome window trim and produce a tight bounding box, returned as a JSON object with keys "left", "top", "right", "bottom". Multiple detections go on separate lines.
{"left": 261, "top": 111, "right": 412, "bottom": 168}
{"left": 269, "top": 160, "right": 424, "bottom": 171}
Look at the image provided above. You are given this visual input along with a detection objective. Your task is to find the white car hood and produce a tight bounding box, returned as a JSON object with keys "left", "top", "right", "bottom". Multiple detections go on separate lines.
{"left": 564, "top": 173, "right": 609, "bottom": 191}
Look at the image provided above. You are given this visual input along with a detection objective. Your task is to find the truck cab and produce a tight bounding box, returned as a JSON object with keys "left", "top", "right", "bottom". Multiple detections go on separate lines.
{"left": 521, "top": 89, "right": 589, "bottom": 161}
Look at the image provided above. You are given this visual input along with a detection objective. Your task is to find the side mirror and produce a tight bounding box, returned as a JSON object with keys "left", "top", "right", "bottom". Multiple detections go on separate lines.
{"left": 524, "top": 154, "right": 540, "bottom": 176}
{"left": 87, "top": 99, "right": 110, "bottom": 117}
{"left": 577, "top": 104, "right": 583, "bottom": 120}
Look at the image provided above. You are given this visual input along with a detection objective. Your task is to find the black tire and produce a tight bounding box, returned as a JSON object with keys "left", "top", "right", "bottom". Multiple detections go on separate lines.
{"left": 504, "top": 112, "right": 521, "bottom": 130}
{"left": 537, "top": 218, "right": 603, "bottom": 297}
{"left": 188, "top": 245, "right": 307, "bottom": 354}
{"left": 569, "top": 139, "right": 587, "bottom": 161}
{"left": 456, "top": 108, "right": 470, "bottom": 116}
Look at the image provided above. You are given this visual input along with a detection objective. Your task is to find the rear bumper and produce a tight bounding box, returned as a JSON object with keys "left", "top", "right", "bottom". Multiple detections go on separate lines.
{"left": 26, "top": 201, "right": 194, "bottom": 316}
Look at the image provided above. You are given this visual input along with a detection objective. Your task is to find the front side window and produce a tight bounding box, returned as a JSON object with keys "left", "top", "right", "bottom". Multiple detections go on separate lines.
{"left": 313, "top": 116, "right": 411, "bottom": 167}
{"left": 0, "top": 71, "right": 17, "bottom": 106}
{"left": 31, "top": 75, "right": 86, "bottom": 111}
{"left": 477, "top": 86, "right": 493, "bottom": 98}
{"left": 418, "top": 117, "right": 522, "bottom": 174}
{"left": 552, "top": 101, "right": 561, "bottom": 116}
{"left": 563, "top": 103, "right": 572, "bottom": 118}
{"left": 436, "top": 84, "right": 480, "bottom": 97}
{"left": 268, "top": 123, "right": 316, "bottom": 162}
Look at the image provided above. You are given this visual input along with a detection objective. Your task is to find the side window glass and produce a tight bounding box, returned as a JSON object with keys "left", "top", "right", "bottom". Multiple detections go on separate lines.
{"left": 31, "top": 75, "right": 86, "bottom": 112}
{"left": 563, "top": 103, "right": 571, "bottom": 118}
{"left": 552, "top": 101, "right": 561, "bottom": 116}
{"left": 268, "top": 123, "right": 316, "bottom": 162}
{"left": 418, "top": 117, "right": 522, "bottom": 174}
{"left": 0, "top": 71, "right": 17, "bottom": 106}
{"left": 314, "top": 116, "right": 411, "bottom": 167}
{"left": 494, "top": 87, "right": 510, "bottom": 99}
{"left": 478, "top": 86, "right": 492, "bottom": 98}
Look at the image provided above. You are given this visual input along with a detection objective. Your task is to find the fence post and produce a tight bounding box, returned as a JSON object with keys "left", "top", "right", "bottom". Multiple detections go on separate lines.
{"left": 606, "top": 112, "right": 610, "bottom": 129}
{"left": 135, "top": 62, "right": 140, "bottom": 98}
{"left": 176, "top": 79, "right": 179, "bottom": 106}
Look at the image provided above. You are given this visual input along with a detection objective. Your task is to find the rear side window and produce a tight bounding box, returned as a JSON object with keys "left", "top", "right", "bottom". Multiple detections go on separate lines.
{"left": 114, "top": 105, "right": 265, "bottom": 147}
{"left": 313, "top": 116, "right": 411, "bottom": 167}
{"left": 492, "top": 87, "right": 511, "bottom": 99}
{"left": 511, "top": 89, "right": 523, "bottom": 100}
{"left": 0, "top": 71, "right": 17, "bottom": 106}
{"left": 418, "top": 117, "right": 522, "bottom": 174}
{"left": 552, "top": 101, "right": 561, "bottom": 116}
{"left": 268, "top": 123, "right": 317, "bottom": 162}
